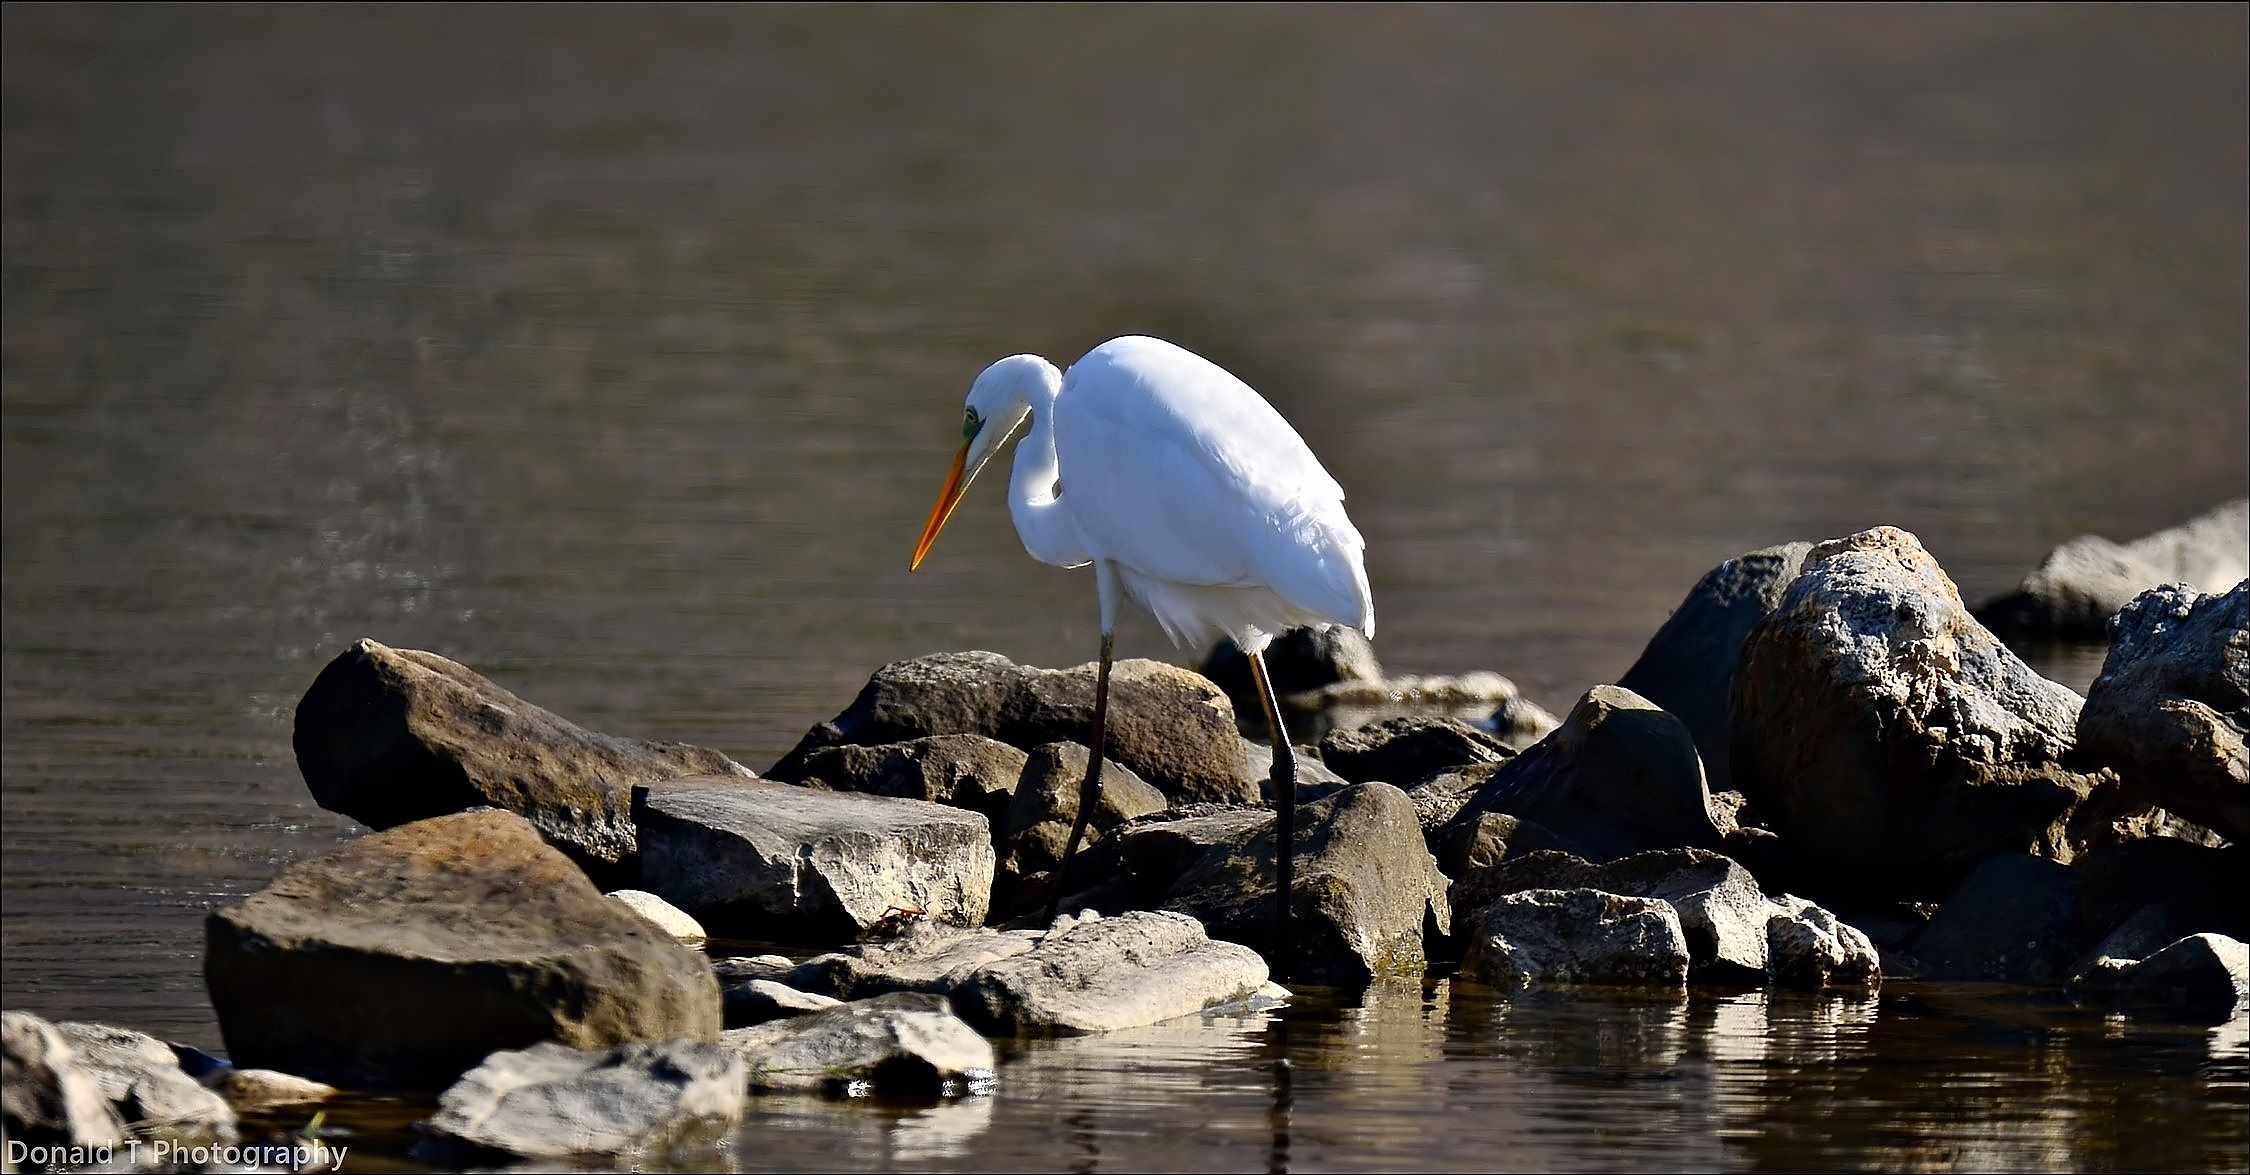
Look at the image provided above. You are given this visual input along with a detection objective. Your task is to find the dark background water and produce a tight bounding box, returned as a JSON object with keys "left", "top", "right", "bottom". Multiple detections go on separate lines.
{"left": 4, "top": 5, "right": 2245, "bottom": 1169}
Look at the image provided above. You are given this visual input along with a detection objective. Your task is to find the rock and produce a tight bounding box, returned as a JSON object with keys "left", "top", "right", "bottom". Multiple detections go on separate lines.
{"left": 2074, "top": 933, "right": 2250, "bottom": 1022}
{"left": 1729, "top": 527, "right": 2104, "bottom": 896}
{"left": 213, "top": 1067, "right": 337, "bottom": 1111}
{"left": 1110, "top": 808, "right": 1276, "bottom": 907}
{"left": 1433, "top": 807, "right": 1575, "bottom": 880}
{"left": 786, "top": 922, "right": 1040, "bottom": 1001}
{"left": 51, "top": 1020, "right": 236, "bottom": 1147}
{"left": 1910, "top": 854, "right": 2088, "bottom": 983}
{"left": 951, "top": 911, "right": 1269, "bottom": 1035}
{"left": 2073, "top": 837, "right": 2246, "bottom": 944}
{"left": 724, "top": 980, "right": 843, "bottom": 1028}
{"left": 711, "top": 955, "right": 797, "bottom": 987}
{"left": 1163, "top": 783, "right": 1450, "bottom": 984}
{"left": 1486, "top": 691, "right": 1567, "bottom": 751}
{"left": 1199, "top": 624, "right": 1384, "bottom": 715}
{"left": 1766, "top": 896, "right": 1882, "bottom": 988}
{"left": 1618, "top": 541, "right": 1814, "bottom": 791}
{"left": 416, "top": 1040, "right": 744, "bottom": 1165}
{"left": 1458, "top": 889, "right": 1691, "bottom": 988}
{"left": 997, "top": 742, "right": 1168, "bottom": 890}
{"left": 769, "top": 651, "right": 1255, "bottom": 806}
{"left": 725, "top": 993, "right": 995, "bottom": 1095}
{"left": 205, "top": 809, "right": 721, "bottom": 1089}
{"left": 1298, "top": 673, "right": 1559, "bottom": 750}
{"left": 634, "top": 776, "right": 993, "bottom": 938}
{"left": 1317, "top": 717, "right": 1512, "bottom": 786}
{"left": 2075, "top": 903, "right": 2196, "bottom": 974}
{"left": 2076, "top": 582, "right": 2249, "bottom": 843}
{"left": 1447, "top": 686, "right": 1725, "bottom": 863}
{"left": 1, "top": 1010, "right": 126, "bottom": 1151}
{"left": 1240, "top": 739, "right": 1352, "bottom": 803}
{"left": 293, "top": 638, "right": 752, "bottom": 874}
{"left": 777, "top": 734, "right": 1028, "bottom": 831}
{"left": 1458, "top": 848, "right": 1772, "bottom": 983}
{"left": 1977, "top": 499, "right": 2249, "bottom": 638}
{"left": 607, "top": 889, "right": 708, "bottom": 946}
{"left": 1402, "top": 766, "right": 1491, "bottom": 840}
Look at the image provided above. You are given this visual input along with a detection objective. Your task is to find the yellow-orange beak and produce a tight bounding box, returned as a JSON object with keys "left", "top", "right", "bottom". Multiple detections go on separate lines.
{"left": 909, "top": 441, "right": 972, "bottom": 571}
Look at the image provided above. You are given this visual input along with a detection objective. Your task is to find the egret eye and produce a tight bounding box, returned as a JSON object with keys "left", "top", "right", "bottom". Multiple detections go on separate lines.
{"left": 962, "top": 408, "right": 982, "bottom": 441}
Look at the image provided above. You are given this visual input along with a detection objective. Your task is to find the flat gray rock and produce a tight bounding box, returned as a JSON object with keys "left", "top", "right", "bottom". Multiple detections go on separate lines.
{"left": 52, "top": 1020, "right": 237, "bottom": 1148}
{"left": 415, "top": 1040, "right": 744, "bottom": 1165}
{"left": 725, "top": 993, "right": 996, "bottom": 1096}
{"left": 1, "top": 1011, "right": 127, "bottom": 1151}
{"left": 951, "top": 911, "right": 1269, "bottom": 1035}
{"left": 206, "top": 809, "right": 721, "bottom": 1090}
{"left": 786, "top": 922, "right": 1041, "bottom": 1001}
{"left": 293, "top": 638, "right": 751, "bottom": 873}
{"left": 1731, "top": 527, "right": 2105, "bottom": 897}
{"left": 1460, "top": 888, "right": 1691, "bottom": 989}
{"left": 635, "top": 777, "right": 994, "bottom": 939}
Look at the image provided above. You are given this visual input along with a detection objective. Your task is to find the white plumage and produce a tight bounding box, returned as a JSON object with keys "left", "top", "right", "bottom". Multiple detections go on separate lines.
{"left": 913, "top": 335, "right": 1373, "bottom": 655}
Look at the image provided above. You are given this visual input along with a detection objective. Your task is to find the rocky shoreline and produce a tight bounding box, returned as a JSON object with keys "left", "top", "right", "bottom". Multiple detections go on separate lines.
{"left": 4, "top": 514, "right": 2244, "bottom": 1172}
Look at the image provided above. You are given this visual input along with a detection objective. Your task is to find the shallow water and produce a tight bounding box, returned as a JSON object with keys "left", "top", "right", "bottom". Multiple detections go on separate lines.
{"left": 3, "top": 6, "right": 2246, "bottom": 1170}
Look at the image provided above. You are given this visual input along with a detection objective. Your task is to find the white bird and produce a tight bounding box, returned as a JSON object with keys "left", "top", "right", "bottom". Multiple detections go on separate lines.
{"left": 908, "top": 335, "right": 1373, "bottom": 970}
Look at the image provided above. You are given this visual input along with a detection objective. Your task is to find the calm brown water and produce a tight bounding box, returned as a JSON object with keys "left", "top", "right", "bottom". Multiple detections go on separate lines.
{"left": 4, "top": 6, "right": 2245, "bottom": 1170}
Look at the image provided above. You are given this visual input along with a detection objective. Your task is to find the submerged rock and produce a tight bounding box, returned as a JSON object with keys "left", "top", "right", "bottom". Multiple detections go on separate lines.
{"left": 769, "top": 651, "right": 1255, "bottom": 805}
{"left": 1459, "top": 889, "right": 1691, "bottom": 989}
{"left": 293, "top": 638, "right": 751, "bottom": 873}
{"left": 606, "top": 889, "right": 708, "bottom": 946}
{"left": 1447, "top": 686, "right": 1725, "bottom": 863}
{"left": 2076, "top": 582, "right": 2249, "bottom": 843}
{"left": 1164, "top": 783, "right": 1451, "bottom": 984}
{"left": 951, "top": 911, "right": 1269, "bottom": 1035}
{"left": 51, "top": 1020, "right": 236, "bottom": 1148}
{"left": 1618, "top": 541, "right": 1814, "bottom": 791}
{"left": 1910, "top": 854, "right": 2087, "bottom": 984}
{"left": 725, "top": 993, "right": 995, "bottom": 1096}
{"left": 775, "top": 734, "right": 1028, "bottom": 831}
{"left": 1766, "top": 896, "right": 1882, "bottom": 988}
{"left": 1977, "top": 499, "right": 2249, "bottom": 639}
{"left": 635, "top": 776, "right": 994, "bottom": 938}
{"left": 415, "top": 1040, "right": 744, "bottom": 1166}
{"left": 2073, "top": 933, "right": 2250, "bottom": 1023}
{"left": 1, "top": 1011, "right": 127, "bottom": 1151}
{"left": 1730, "top": 527, "right": 2103, "bottom": 896}
{"left": 205, "top": 809, "right": 720, "bottom": 1089}
{"left": 1460, "top": 848, "right": 1771, "bottom": 983}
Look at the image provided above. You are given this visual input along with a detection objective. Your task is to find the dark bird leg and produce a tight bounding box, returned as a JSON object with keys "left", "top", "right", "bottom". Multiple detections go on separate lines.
{"left": 1249, "top": 648, "right": 1296, "bottom": 981}
{"left": 1047, "top": 631, "right": 1115, "bottom": 923}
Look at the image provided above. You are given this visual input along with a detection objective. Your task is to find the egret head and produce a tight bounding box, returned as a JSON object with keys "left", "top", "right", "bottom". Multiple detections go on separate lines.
{"left": 909, "top": 354, "right": 1051, "bottom": 570}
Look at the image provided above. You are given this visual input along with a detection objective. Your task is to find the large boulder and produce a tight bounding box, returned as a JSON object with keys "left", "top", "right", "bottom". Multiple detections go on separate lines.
{"left": 779, "top": 734, "right": 1028, "bottom": 831}
{"left": 1446, "top": 686, "right": 1725, "bottom": 863}
{"left": 635, "top": 777, "right": 993, "bottom": 939}
{"left": 769, "top": 652, "right": 1255, "bottom": 805}
{"left": 293, "top": 638, "right": 751, "bottom": 873}
{"left": 1458, "top": 889, "right": 1691, "bottom": 988}
{"left": 205, "top": 809, "right": 721, "bottom": 1089}
{"left": 1164, "top": 783, "right": 1450, "bottom": 984}
{"left": 2076, "top": 582, "right": 2248, "bottom": 843}
{"left": 1199, "top": 624, "right": 1383, "bottom": 716}
{"left": 1730, "top": 527, "right": 2104, "bottom": 896}
{"left": 1909, "top": 853, "right": 2088, "bottom": 984}
{"left": 1317, "top": 717, "right": 1513, "bottom": 786}
{"left": 1457, "top": 849, "right": 1772, "bottom": 983}
{"left": 724, "top": 993, "right": 995, "bottom": 1096}
{"left": 951, "top": 911, "right": 1269, "bottom": 1035}
{"left": 51, "top": 1021, "right": 236, "bottom": 1148}
{"left": 1977, "top": 499, "right": 2249, "bottom": 639}
{"left": 1, "top": 1011, "right": 127, "bottom": 1152}
{"left": 1618, "top": 542, "right": 1813, "bottom": 791}
{"left": 415, "top": 1040, "right": 744, "bottom": 1166}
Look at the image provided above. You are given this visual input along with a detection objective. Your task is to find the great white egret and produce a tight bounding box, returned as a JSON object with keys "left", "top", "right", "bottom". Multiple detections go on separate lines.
{"left": 908, "top": 335, "right": 1374, "bottom": 973}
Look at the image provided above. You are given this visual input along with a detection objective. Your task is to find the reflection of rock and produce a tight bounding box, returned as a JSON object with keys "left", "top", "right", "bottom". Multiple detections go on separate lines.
{"left": 415, "top": 1040, "right": 743, "bottom": 1166}
{"left": 1619, "top": 542, "right": 1813, "bottom": 791}
{"left": 1977, "top": 499, "right": 2248, "bottom": 639}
